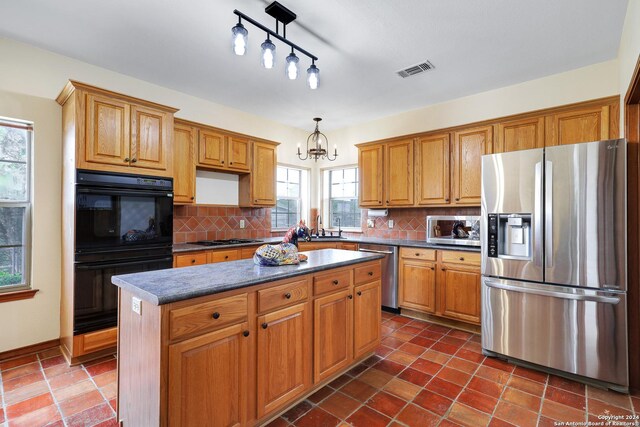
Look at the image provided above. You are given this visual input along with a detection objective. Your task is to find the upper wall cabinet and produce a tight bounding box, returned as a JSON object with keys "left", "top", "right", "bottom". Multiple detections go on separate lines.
{"left": 451, "top": 125, "right": 493, "bottom": 205}
{"left": 416, "top": 133, "right": 450, "bottom": 205}
{"left": 359, "top": 145, "right": 384, "bottom": 207}
{"left": 57, "top": 81, "right": 177, "bottom": 177}
{"left": 495, "top": 116, "right": 544, "bottom": 153}
{"left": 173, "top": 121, "right": 197, "bottom": 204}
{"left": 385, "top": 139, "right": 414, "bottom": 206}
{"left": 239, "top": 140, "right": 278, "bottom": 207}
{"left": 545, "top": 101, "right": 619, "bottom": 146}
{"left": 198, "top": 129, "right": 251, "bottom": 173}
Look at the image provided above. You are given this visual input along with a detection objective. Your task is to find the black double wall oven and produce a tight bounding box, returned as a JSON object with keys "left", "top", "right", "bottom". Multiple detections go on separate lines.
{"left": 74, "top": 170, "right": 173, "bottom": 334}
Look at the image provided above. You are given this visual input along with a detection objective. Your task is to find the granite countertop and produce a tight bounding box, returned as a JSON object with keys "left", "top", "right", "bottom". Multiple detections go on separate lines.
{"left": 112, "top": 249, "right": 384, "bottom": 306}
{"left": 173, "top": 236, "right": 481, "bottom": 253}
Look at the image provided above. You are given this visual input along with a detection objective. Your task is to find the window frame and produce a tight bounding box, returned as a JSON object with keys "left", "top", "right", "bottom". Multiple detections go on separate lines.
{"left": 271, "top": 164, "right": 310, "bottom": 231}
{"left": 0, "top": 118, "right": 33, "bottom": 295}
{"left": 322, "top": 165, "right": 362, "bottom": 232}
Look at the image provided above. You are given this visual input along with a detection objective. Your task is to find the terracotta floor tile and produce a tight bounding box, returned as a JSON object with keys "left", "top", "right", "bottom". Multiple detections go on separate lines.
{"left": 371, "top": 360, "right": 404, "bottom": 376}
{"left": 100, "top": 381, "right": 117, "bottom": 400}
{"left": 109, "top": 398, "right": 117, "bottom": 411}
{"left": 493, "top": 401, "right": 538, "bottom": 427}
{"left": 537, "top": 416, "right": 559, "bottom": 427}
{"left": 446, "top": 357, "right": 479, "bottom": 374}
{"left": 439, "top": 336, "right": 466, "bottom": 348}
{"left": 65, "top": 402, "right": 114, "bottom": 427}
{"left": 44, "top": 419, "right": 66, "bottom": 427}
{"left": 482, "top": 357, "right": 515, "bottom": 373}
{"left": 419, "top": 330, "right": 445, "bottom": 340}
{"left": 475, "top": 366, "right": 511, "bottom": 384}
{"left": 466, "top": 376, "right": 504, "bottom": 399}
{"left": 420, "top": 349, "right": 452, "bottom": 365}
{"left": 431, "top": 342, "right": 459, "bottom": 355}
{"left": 398, "top": 367, "right": 431, "bottom": 387}
{"left": 85, "top": 359, "right": 117, "bottom": 377}
{"left": 587, "top": 386, "right": 632, "bottom": 409}
{"left": 82, "top": 355, "right": 115, "bottom": 367}
{"left": 456, "top": 389, "right": 498, "bottom": 414}
{"left": 398, "top": 325, "right": 423, "bottom": 335}
{"left": 407, "top": 319, "right": 429, "bottom": 328}
{"left": 347, "top": 364, "right": 368, "bottom": 377}
{"left": 541, "top": 399, "right": 587, "bottom": 422}
{"left": 59, "top": 389, "right": 105, "bottom": 418}
{"left": 282, "top": 400, "right": 314, "bottom": 423}
{"left": 384, "top": 378, "right": 422, "bottom": 401}
{"left": 455, "top": 349, "right": 485, "bottom": 363}
{"left": 381, "top": 337, "right": 404, "bottom": 349}
{"left": 435, "top": 367, "right": 472, "bottom": 387}
{"left": 40, "top": 355, "right": 65, "bottom": 369}
{"left": 374, "top": 345, "right": 394, "bottom": 358}
{"left": 408, "top": 336, "right": 436, "bottom": 348}
{"left": 358, "top": 368, "right": 393, "bottom": 389}
{"left": 51, "top": 379, "right": 98, "bottom": 403}
{"left": 447, "top": 402, "right": 491, "bottom": 427}
{"left": 470, "top": 335, "right": 482, "bottom": 343}
{"left": 501, "top": 387, "right": 541, "bottom": 412}
{"left": 547, "top": 375, "right": 586, "bottom": 395}
{"left": 0, "top": 362, "right": 41, "bottom": 381}
{"left": 43, "top": 363, "right": 82, "bottom": 380}
{"left": 489, "top": 418, "right": 517, "bottom": 427}
{"left": 366, "top": 391, "right": 406, "bottom": 418}
{"left": 545, "top": 386, "right": 586, "bottom": 410}
{"left": 587, "top": 398, "right": 634, "bottom": 417}
{"left": 0, "top": 408, "right": 4, "bottom": 423}
{"left": 308, "top": 386, "right": 334, "bottom": 404}
{"left": 264, "top": 417, "right": 288, "bottom": 427}
{"left": 48, "top": 369, "right": 89, "bottom": 389}
{"left": 319, "top": 392, "right": 361, "bottom": 419}
{"left": 428, "top": 324, "right": 451, "bottom": 334}
{"left": 389, "top": 331, "right": 414, "bottom": 342}
{"left": 396, "top": 403, "right": 440, "bottom": 427}
{"left": 3, "top": 380, "right": 50, "bottom": 406}
{"left": 328, "top": 374, "right": 352, "bottom": 389}
{"left": 294, "top": 407, "right": 340, "bottom": 427}
{"left": 340, "top": 379, "right": 378, "bottom": 402}
{"left": 425, "top": 377, "right": 463, "bottom": 399}
{"left": 512, "top": 366, "right": 548, "bottom": 383}
{"left": 5, "top": 392, "right": 54, "bottom": 419}
{"left": 409, "top": 358, "right": 442, "bottom": 376}
{"left": 631, "top": 396, "right": 640, "bottom": 412}
{"left": 447, "top": 330, "right": 474, "bottom": 340}
{"left": 386, "top": 350, "right": 418, "bottom": 366}
{"left": 506, "top": 375, "right": 545, "bottom": 396}
{"left": 0, "top": 354, "right": 38, "bottom": 371}
{"left": 412, "top": 388, "right": 453, "bottom": 416}
{"left": 7, "top": 404, "right": 60, "bottom": 427}
{"left": 93, "top": 418, "right": 119, "bottom": 427}
{"left": 37, "top": 347, "right": 62, "bottom": 360}
{"left": 362, "top": 355, "right": 383, "bottom": 367}
{"left": 2, "top": 371, "right": 44, "bottom": 392}
{"left": 390, "top": 316, "right": 412, "bottom": 325}
{"left": 346, "top": 405, "right": 390, "bottom": 427}
{"left": 93, "top": 370, "right": 117, "bottom": 388}
{"left": 440, "top": 419, "right": 464, "bottom": 427}
{"left": 398, "top": 342, "right": 427, "bottom": 356}
{"left": 461, "top": 341, "right": 483, "bottom": 352}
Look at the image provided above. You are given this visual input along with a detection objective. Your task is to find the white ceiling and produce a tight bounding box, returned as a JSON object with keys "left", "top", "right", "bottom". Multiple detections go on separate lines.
{"left": 0, "top": 0, "right": 629, "bottom": 131}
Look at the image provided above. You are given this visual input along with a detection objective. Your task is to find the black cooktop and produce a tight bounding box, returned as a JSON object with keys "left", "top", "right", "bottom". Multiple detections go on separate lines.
{"left": 190, "top": 239, "right": 264, "bottom": 247}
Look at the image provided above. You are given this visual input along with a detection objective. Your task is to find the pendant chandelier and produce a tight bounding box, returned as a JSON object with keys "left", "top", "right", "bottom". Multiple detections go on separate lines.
{"left": 231, "top": 2, "right": 321, "bottom": 90}
{"left": 297, "top": 118, "right": 337, "bottom": 162}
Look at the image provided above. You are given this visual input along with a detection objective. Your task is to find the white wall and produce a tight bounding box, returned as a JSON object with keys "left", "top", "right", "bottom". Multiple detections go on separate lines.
{"left": 619, "top": 0, "right": 640, "bottom": 121}
{"left": 322, "top": 60, "right": 620, "bottom": 167}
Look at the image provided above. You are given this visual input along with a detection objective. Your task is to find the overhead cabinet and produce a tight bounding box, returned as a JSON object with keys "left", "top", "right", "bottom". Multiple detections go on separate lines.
{"left": 198, "top": 129, "right": 251, "bottom": 173}
{"left": 173, "top": 122, "right": 197, "bottom": 204}
{"left": 358, "top": 144, "right": 384, "bottom": 207}
{"left": 416, "top": 133, "right": 450, "bottom": 205}
{"left": 451, "top": 125, "right": 492, "bottom": 205}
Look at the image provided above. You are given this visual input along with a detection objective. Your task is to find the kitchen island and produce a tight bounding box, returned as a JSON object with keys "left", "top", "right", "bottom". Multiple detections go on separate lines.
{"left": 112, "top": 249, "right": 384, "bottom": 427}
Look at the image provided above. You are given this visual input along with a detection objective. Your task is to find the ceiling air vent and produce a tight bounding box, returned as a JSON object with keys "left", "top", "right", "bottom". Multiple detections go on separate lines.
{"left": 396, "top": 60, "right": 435, "bottom": 78}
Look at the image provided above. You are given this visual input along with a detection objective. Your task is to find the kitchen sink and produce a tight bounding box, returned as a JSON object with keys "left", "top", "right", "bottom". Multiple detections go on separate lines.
{"left": 310, "top": 235, "right": 346, "bottom": 239}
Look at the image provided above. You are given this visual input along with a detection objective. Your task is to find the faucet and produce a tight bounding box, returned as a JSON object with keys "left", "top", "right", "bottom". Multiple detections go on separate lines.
{"left": 316, "top": 215, "right": 322, "bottom": 238}
{"left": 335, "top": 217, "right": 342, "bottom": 238}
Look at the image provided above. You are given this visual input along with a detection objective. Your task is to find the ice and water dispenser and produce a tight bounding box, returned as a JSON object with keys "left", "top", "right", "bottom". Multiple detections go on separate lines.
{"left": 487, "top": 214, "right": 532, "bottom": 259}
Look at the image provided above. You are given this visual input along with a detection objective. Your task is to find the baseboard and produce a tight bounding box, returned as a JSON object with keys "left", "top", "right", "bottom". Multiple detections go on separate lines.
{"left": 0, "top": 338, "right": 60, "bottom": 362}
{"left": 400, "top": 308, "right": 481, "bottom": 334}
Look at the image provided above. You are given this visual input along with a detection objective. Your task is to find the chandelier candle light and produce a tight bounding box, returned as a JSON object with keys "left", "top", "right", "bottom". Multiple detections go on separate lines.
{"left": 298, "top": 118, "right": 337, "bottom": 162}
{"left": 231, "top": 1, "right": 321, "bottom": 89}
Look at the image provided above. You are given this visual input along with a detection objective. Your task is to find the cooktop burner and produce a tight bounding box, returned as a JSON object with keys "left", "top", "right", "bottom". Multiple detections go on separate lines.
{"left": 190, "top": 239, "right": 264, "bottom": 246}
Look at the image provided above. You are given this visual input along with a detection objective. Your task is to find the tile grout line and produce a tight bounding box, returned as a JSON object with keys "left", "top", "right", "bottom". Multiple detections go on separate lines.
{"left": 0, "top": 365, "right": 6, "bottom": 427}
{"left": 81, "top": 356, "right": 118, "bottom": 423}
{"left": 37, "top": 352, "right": 70, "bottom": 427}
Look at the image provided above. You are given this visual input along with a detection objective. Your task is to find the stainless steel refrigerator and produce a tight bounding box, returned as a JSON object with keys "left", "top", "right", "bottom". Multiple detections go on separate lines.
{"left": 481, "top": 139, "right": 628, "bottom": 391}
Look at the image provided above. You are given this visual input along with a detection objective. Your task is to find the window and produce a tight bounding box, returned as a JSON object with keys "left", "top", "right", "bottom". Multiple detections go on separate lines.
{"left": 0, "top": 120, "right": 31, "bottom": 292}
{"left": 325, "top": 166, "right": 361, "bottom": 229}
{"left": 271, "top": 166, "right": 309, "bottom": 230}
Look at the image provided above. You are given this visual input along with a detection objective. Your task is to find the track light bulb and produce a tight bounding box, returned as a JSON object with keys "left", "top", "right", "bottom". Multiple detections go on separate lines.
{"left": 261, "top": 38, "right": 276, "bottom": 69}
{"left": 307, "top": 63, "right": 319, "bottom": 90}
{"left": 285, "top": 52, "right": 299, "bottom": 80}
{"left": 231, "top": 22, "right": 248, "bottom": 56}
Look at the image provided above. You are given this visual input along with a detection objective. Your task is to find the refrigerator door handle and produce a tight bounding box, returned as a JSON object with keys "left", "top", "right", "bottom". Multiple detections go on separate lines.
{"left": 483, "top": 279, "right": 620, "bottom": 304}
{"left": 534, "top": 162, "right": 543, "bottom": 267}
{"left": 545, "top": 160, "right": 553, "bottom": 267}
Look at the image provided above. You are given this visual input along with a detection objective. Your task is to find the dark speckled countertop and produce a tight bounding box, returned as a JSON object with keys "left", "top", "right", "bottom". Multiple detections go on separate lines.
{"left": 112, "top": 249, "right": 384, "bottom": 306}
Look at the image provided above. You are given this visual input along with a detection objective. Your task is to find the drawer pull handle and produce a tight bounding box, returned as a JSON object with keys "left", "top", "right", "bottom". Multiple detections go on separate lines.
{"left": 212, "top": 312, "right": 220, "bottom": 319}
{"left": 284, "top": 292, "right": 292, "bottom": 299}
{"left": 357, "top": 291, "right": 362, "bottom": 296}
{"left": 348, "top": 294, "right": 353, "bottom": 299}
{"left": 459, "top": 257, "right": 465, "bottom": 261}
{"left": 243, "top": 330, "right": 250, "bottom": 337}
{"left": 368, "top": 271, "right": 373, "bottom": 276}
{"left": 332, "top": 280, "right": 339, "bottom": 285}
{"left": 261, "top": 322, "right": 268, "bottom": 329}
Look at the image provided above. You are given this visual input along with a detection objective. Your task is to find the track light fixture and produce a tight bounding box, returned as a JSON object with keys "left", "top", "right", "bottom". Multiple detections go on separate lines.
{"left": 231, "top": 2, "right": 321, "bottom": 89}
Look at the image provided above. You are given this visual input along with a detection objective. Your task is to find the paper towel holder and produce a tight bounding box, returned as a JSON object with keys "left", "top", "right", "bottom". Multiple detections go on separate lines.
{"left": 367, "top": 209, "right": 389, "bottom": 217}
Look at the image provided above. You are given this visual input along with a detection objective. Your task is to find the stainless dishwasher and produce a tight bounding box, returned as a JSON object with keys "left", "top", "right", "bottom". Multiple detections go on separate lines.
{"left": 358, "top": 243, "right": 398, "bottom": 310}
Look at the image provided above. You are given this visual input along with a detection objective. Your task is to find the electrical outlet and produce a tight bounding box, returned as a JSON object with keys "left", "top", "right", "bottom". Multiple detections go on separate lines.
{"left": 240, "top": 220, "right": 245, "bottom": 229}
{"left": 367, "top": 219, "right": 375, "bottom": 228}
{"left": 388, "top": 220, "right": 394, "bottom": 228}
{"left": 132, "top": 297, "right": 142, "bottom": 315}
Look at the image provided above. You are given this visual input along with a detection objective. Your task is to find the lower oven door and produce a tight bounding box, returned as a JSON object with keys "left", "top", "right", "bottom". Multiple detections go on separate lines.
{"left": 481, "top": 277, "right": 628, "bottom": 388}
{"left": 74, "top": 256, "right": 173, "bottom": 334}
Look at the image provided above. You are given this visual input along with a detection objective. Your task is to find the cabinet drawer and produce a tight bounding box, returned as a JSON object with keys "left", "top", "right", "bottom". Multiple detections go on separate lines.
{"left": 169, "top": 293, "right": 248, "bottom": 341}
{"left": 258, "top": 278, "right": 309, "bottom": 313}
{"left": 314, "top": 269, "right": 352, "bottom": 295}
{"left": 354, "top": 262, "right": 381, "bottom": 285}
{"left": 73, "top": 327, "right": 117, "bottom": 357}
{"left": 441, "top": 251, "right": 481, "bottom": 266}
{"left": 400, "top": 247, "right": 436, "bottom": 261}
{"left": 208, "top": 249, "right": 240, "bottom": 263}
{"left": 174, "top": 252, "right": 208, "bottom": 268}
{"left": 240, "top": 246, "right": 259, "bottom": 260}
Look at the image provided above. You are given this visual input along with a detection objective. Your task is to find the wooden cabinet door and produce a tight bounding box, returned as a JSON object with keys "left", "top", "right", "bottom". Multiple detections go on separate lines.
{"left": 452, "top": 126, "right": 492, "bottom": 205}
{"left": 227, "top": 136, "right": 251, "bottom": 172}
{"left": 353, "top": 281, "right": 381, "bottom": 359}
{"left": 496, "top": 117, "right": 544, "bottom": 153}
{"left": 545, "top": 104, "right": 613, "bottom": 146}
{"left": 313, "top": 288, "right": 353, "bottom": 383}
{"left": 252, "top": 141, "right": 277, "bottom": 206}
{"left": 416, "top": 133, "right": 450, "bottom": 205}
{"left": 257, "top": 303, "right": 311, "bottom": 418}
{"left": 130, "top": 105, "right": 170, "bottom": 171}
{"left": 199, "top": 129, "right": 226, "bottom": 168}
{"left": 358, "top": 145, "right": 384, "bottom": 207}
{"left": 85, "top": 93, "right": 131, "bottom": 166}
{"left": 440, "top": 267, "right": 481, "bottom": 324}
{"left": 398, "top": 258, "right": 436, "bottom": 313}
{"left": 385, "top": 139, "right": 414, "bottom": 206}
{"left": 168, "top": 322, "right": 250, "bottom": 427}
{"left": 173, "top": 123, "right": 196, "bottom": 204}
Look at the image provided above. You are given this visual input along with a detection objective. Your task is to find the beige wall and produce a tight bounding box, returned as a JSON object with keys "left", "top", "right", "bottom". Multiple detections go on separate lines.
{"left": 0, "top": 91, "right": 62, "bottom": 352}
{"left": 619, "top": 0, "right": 640, "bottom": 119}
{"left": 322, "top": 59, "right": 620, "bottom": 168}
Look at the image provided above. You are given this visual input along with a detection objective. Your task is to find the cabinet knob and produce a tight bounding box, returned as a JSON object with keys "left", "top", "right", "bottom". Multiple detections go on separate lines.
{"left": 261, "top": 322, "right": 268, "bottom": 329}
{"left": 386, "top": 200, "right": 389, "bottom": 204}
{"left": 124, "top": 157, "right": 130, "bottom": 163}
{"left": 430, "top": 267, "right": 435, "bottom": 271}
{"left": 378, "top": 200, "right": 382, "bottom": 204}
{"left": 221, "top": 160, "right": 225, "bottom": 164}
{"left": 191, "top": 259, "right": 196, "bottom": 263}
{"left": 368, "top": 271, "right": 373, "bottom": 276}
{"left": 415, "top": 253, "right": 420, "bottom": 257}
{"left": 284, "top": 292, "right": 292, "bottom": 299}
{"left": 230, "top": 162, "right": 233, "bottom": 165}
{"left": 455, "top": 198, "right": 460, "bottom": 201}
{"left": 224, "top": 255, "right": 229, "bottom": 259}
{"left": 332, "top": 280, "right": 339, "bottom": 285}
{"left": 459, "top": 257, "right": 465, "bottom": 261}
{"left": 441, "top": 268, "right": 446, "bottom": 272}
{"left": 131, "top": 158, "right": 137, "bottom": 163}
{"left": 348, "top": 294, "right": 353, "bottom": 299}
{"left": 445, "top": 198, "right": 450, "bottom": 202}
{"left": 190, "top": 197, "right": 195, "bottom": 200}
{"left": 243, "top": 330, "right": 250, "bottom": 337}
{"left": 357, "top": 291, "right": 362, "bottom": 296}
{"left": 212, "top": 312, "right": 220, "bottom": 319}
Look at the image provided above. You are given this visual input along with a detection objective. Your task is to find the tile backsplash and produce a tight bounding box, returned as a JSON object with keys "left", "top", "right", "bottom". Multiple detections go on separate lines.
{"left": 173, "top": 205, "right": 272, "bottom": 243}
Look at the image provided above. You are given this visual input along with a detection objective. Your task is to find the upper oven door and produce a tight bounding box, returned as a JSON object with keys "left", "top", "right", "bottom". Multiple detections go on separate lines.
{"left": 75, "top": 186, "right": 173, "bottom": 253}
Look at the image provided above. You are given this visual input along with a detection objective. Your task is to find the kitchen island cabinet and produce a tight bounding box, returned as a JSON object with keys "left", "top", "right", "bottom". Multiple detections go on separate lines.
{"left": 113, "top": 249, "right": 382, "bottom": 427}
